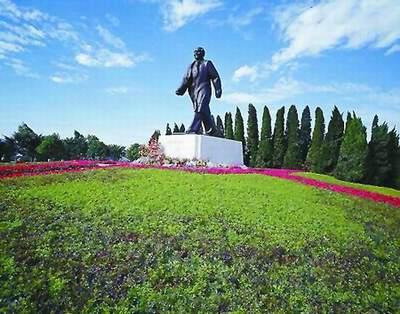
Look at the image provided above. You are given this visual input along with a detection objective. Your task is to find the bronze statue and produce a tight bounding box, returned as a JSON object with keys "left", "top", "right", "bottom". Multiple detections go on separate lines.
{"left": 176, "top": 47, "right": 222, "bottom": 136}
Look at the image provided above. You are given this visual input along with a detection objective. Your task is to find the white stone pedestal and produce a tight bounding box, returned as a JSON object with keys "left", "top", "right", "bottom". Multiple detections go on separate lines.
{"left": 159, "top": 134, "right": 243, "bottom": 166}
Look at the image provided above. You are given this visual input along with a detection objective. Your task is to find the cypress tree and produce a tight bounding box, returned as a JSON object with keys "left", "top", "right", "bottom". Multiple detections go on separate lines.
{"left": 366, "top": 115, "right": 392, "bottom": 186}
{"left": 283, "top": 105, "right": 301, "bottom": 169}
{"left": 173, "top": 123, "right": 180, "bottom": 134}
{"left": 272, "top": 106, "right": 286, "bottom": 168}
{"left": 256, "top": 106, "right": 273, "bottom": 167}
{"left": 299, "top": 106, "right": 312, "bottom": 164}
{"left": 166, "top": 123, "right": 172, "bottom": 135}
{"left": 334, "top": 114, "right": 368, "bottom": 182}
{"left": 224, "top": 112, "right": 234, "bottom": 139}
{"left": 306, "top": 107, "right": 325, "bottom": 172}
{"left": 234, "top": 107, "right": 246, "bottom": 164}
{"left": 216, "top": 115, "right": 224, "bottom": 137}
{"left": 179, "top": 123, "right": 186, "bottom": 133}
{"left": 320, "top": 106, "right": 344, "bottom": 173}
{"left": 345, "top": 112, "right": 352, "bottom": 131}
{"left": 247, "top": 104, "right": 259, "bottom": 167}
{"left": 388, "top": 128, "right": 400, "bottom": 188}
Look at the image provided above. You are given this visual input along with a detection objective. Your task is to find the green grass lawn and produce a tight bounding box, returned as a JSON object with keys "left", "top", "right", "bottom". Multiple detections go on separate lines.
{"left": 1, "top": 168, "right": 399, "bottom": 312}
{"left": 295, "top": 171, "right": 400, "bottom": 198}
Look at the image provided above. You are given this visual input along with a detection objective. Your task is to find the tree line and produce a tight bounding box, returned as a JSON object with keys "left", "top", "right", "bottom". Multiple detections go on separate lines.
{"left": 0, "top": 123, "right": 141, "bottom": 162}
{"left": 166, "top": 105, "right": 400, "bottom": 189}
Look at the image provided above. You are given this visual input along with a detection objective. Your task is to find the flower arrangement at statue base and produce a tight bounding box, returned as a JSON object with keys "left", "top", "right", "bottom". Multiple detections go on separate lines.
{"left": 135, "top": 137, "right": 165, "bottom": 166}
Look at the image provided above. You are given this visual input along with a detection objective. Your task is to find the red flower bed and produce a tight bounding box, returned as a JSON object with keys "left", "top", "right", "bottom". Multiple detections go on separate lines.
{"left": 1, "top": 161, "right": 399, "bottom": 208}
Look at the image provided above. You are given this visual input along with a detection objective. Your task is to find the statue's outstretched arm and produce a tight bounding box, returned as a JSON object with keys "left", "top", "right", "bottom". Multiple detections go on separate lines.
{"left": 208, "top": 61, "right": 222, "bottom": 98}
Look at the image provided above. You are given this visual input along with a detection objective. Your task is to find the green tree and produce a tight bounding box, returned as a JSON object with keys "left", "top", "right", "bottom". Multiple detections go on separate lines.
{"left": 126, "top": 143, "right": 141, "bottom": 161}
{"left": 36, "top": 133, "right": 65, "bottom": 161}
{"left": 366, "top": 115, "right": 392, "bottom": 186}
{"left": 320, "top": 106, "right": 344, "bottom": 173}
{"left": 165, "top": 123, "right": 172, "bottom": 135}
{"left": 283, "top": 105, "right": 301, "bottom": 169}
{"left": 345, "top": 112, "right": 353, "bottom": 131}
{"left": 272, "top": 106, "right": 286, "bottom": 168}
{"left": 306, "top": 107, "right": 325, "bottom": 172}
{"left": 179, "top": 124, "right": 186, "bottom": 133}
{"left": 86, "top": 135, "right": 108, "bottom": 160}
{"left": 64, "top": 130, "right": 88, "bottom": 160}
{"left": 247, "top": 104, "right": 259, "bottom": 167}
{"left": 13, "top": 123, "right": 42, "bottom": 161}
{"left": 256, "top": 106, "right": 273, "bottom": 168}
{"left": 0, "top": 136, "right": 16, "bottom": 162}
{"left": 216, "top": 115, "right": 224, "bottom": 137}
{"left": 173, "top": 123, "right": 180, "bottom": 134}
{"left": 299, "top": 106, "right": 311, "bottom": 164}
{"left": 234, "top": 107, "right": 246, "bottom": 164}
{"left": 334, "top": 114, "right": 368, "bottom": 182}
{"left": 107, "top": 144, "right": 125, "bottom": 160}
{"left": 224, "top": 112, "right": 234, "bottom": 139}
{"left": 388, "top": 129, "right": 400, "bottom": 188}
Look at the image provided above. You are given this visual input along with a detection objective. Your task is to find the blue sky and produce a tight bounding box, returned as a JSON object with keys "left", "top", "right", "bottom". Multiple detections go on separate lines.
{"left": 0, "top": 0, "right": 399, "bottom": 145}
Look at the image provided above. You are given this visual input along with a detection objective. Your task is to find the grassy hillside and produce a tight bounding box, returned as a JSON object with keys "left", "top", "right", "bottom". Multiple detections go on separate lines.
{"left": 295, "top": 172, "right": 400, "bottom": 197}
{"left": 1, "top": 168, "right": 399, "bottom": 312}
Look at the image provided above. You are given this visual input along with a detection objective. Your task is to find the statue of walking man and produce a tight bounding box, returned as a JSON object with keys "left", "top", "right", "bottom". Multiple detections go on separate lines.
{"left": 176, "top": 47, "right": 222, "bottom": 136}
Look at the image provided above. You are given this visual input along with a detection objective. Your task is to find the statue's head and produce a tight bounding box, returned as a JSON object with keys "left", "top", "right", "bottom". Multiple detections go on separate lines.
{"left": 194, "top": 47, "right": 205, "bottom": 61}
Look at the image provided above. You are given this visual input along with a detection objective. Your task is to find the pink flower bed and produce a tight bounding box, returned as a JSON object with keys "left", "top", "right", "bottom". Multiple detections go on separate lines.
{"left": 1, "top": 161, "right": 399, "bottom": 208}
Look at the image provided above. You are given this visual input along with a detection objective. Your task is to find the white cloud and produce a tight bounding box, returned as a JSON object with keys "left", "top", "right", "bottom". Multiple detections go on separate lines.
{"left": 385, "top": 44, "right": 400, "bottom": 56}
{"left": 105, "top": 86, "right": 129, "bottom": 95}
{"left": 105, "top": 14, "right": 120, "bottom": 27}
{"left": 232, "top": 65, "right": 259, "bottom": 82}
{"left": 75, "top": 49, "right": 145, "bottom": 68}
{"left": 224, "top": 77, "right": 309, "bottom": 104}
{"left": 50, "top": 72, "right": 87, "bottom": 84}
{"left": 0, "top": 0, "right": 48, "bottom": 22}
{"left": 96, "top": 25, "right": 125, "bottom": 49}
{"left": 271, "top": 0, "right": 400, "bottom": 70}
{"left": 5, "top": 58, "right": 39, "bottom": 78}
{"left": 162, "top": 0, "right": 222, "bottom": 32}
{"left": 223, "top": 77, "right": 400, "bottom": 116}
{"left": 209, "top": 7, "right": 263, "bottom": 30}
{"left": 0, "top": 0, "right": 150, "bottom": 77}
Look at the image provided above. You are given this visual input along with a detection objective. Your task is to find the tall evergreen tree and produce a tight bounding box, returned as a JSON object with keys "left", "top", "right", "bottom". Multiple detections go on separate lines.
{"left": 388, "top": 128, "right": 400, "bottom": 189}
{"left": 306, "top": 107, "right": 325, "bottom": 172}
{"left": 173, "top": 123, "right": 180, "bottom": 134}
{"left": 320, "top": 106, "right": 344, "bottom": 173}
{"left": 179, "top": 124, "right": 186, "bottom": 133}
{"left": 224, "top": 112, "right": 234, "bottom": 139}
{"left": 216, "top": 115, "right": 224, "bottom": 137}
{"left": 165, "top": 123, "right": 172, "bottom": 135}
{"left": 345, "top": 112, "right": 353, "bottom": 131}
{"left": 366, "top": 115, "right": 392, "bottom": 186}
{"left": 283, "top": 105, "right": 301, "bottom": 169}
{"left": 247, "top": 104, "right": 259, "bottom": 167}
{"left": 234, "top": 107, "right": 246, "bottom": 164}
{"left": 335, "top": 114, "right": 368, "bottom": 182}
{"left": 272, "top": 106, "right": 286, "bottom": 168}
{"left": 256, "top": 106, "right": 273, "bottom": 167}
{"left": 299, "top": 106, "right": 312, "bottom": 164}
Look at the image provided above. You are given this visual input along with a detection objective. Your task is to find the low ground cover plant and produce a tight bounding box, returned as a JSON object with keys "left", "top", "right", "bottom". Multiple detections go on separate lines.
{"left": 1, "top": 168, "right": 399, "bottom": 312}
